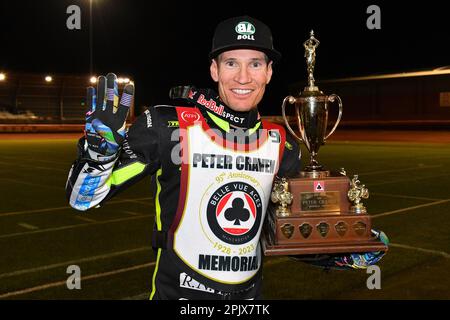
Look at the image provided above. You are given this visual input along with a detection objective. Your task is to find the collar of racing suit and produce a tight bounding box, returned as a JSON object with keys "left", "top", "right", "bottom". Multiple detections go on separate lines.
{"left": 169, "top": 86, "right": 261, "bottom": 131}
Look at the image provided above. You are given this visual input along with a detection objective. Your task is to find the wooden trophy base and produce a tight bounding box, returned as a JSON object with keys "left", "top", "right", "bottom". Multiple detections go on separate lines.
{"left": 263, "top": 172, "right": 388, "bottom": 255}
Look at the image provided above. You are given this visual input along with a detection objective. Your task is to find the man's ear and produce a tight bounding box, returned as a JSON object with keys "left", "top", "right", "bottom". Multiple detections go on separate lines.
{"left": 210, "top": 59, "right": 219, "bottom": 83}
{"left": 266, "top": 61, "right": 273, "bottom": 84}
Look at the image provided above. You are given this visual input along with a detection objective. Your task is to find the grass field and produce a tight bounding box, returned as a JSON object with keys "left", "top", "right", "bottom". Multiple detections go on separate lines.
{"left": 0, "top": 132, "right": 449, "bottom": 299}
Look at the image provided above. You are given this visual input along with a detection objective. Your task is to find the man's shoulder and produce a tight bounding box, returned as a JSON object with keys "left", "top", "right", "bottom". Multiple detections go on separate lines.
{"left": 261, "top": 118, "right": 286, "bottom": 132}
{"left": 146, "top": 104, "right": 177, "bottom": 118}
{"left": 145, "top": 104, "right": 196, "bottom": 118}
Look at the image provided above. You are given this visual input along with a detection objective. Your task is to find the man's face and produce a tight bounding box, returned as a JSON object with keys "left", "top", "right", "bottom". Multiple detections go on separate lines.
{"left": 210, "top": 49, "right": 273, "bottom": 112}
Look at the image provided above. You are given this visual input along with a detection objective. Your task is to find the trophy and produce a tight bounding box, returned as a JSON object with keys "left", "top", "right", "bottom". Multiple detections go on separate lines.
{"left": 262, "top": 31, "right": 387, "bottom": 255}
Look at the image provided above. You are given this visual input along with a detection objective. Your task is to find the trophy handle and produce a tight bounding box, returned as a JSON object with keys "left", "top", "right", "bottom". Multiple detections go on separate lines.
{"left": 325, "top": 94, "right": 343, "bottom": 140}
{"left": 281, "top": 96, "right": 303, "bottom": 142}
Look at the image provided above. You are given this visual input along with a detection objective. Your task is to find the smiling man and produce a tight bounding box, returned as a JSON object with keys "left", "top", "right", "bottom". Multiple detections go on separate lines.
{"left": 210, "top": 49, "right": 272, "bottom": 112}
{"left": 66, "top": 15, "right": 301, "bottom": 300}
{"left": 209, "top": 17, "right": 277, "bottom": 113}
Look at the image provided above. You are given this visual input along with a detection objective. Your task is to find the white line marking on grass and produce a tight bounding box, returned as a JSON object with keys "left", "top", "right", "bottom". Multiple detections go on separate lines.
{"left": 371, "top": 192, "right": 444, "bottom": 202}
{"left": 372, "top": 199, "right": 450, "bottom": 219}
{"left": 0, "top": 215, "right": 152, "bottom": 239}
{"left": 17, "top": 223, "right": 39, "bottom": 230}
{"left": 359, "top": 164, "right": 443, "bottom": 176}
{"left": 123, "top": 211, "right": 142, "bottom": 216}
{"left": 123, "top": 292, "right": 151, "bottom": 300}
{"left": 0, "top": 206, "right": 73, "bottom": 218}
{"left": 122, "top": 199, "right": 153, "bottom": 206}
{"left": 0, "top": 161, "right": 66, "bottom": 172}
{"left": 370, "top": 172, "right": 450, "bottom": 187}
{"left": 74, "top": 215, "right": 97, "bottom": 223}
{"left": 390, "top": 243, "right": 450, "bottom": 259}
{"left": 0, "top": 262, "right": 156, "bottom": 299}
{"left": 263, "top": 257, "right": 290, "bottom": 266}
{"left": 0, "top": 155, "right": 68, "bottom": 166}
{"left": 0, "top": 178, "right": 62, "bottom": 190}
{"left": 0, "top": 197, "right": 152, "bottom": 218}
{"left": 0, "top": 246, "right": 153, "bottom": 280}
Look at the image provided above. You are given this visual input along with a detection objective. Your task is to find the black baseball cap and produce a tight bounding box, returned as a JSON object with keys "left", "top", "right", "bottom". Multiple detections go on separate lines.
{"left": 209, "top": 15, "right": 281, "bottom": 63}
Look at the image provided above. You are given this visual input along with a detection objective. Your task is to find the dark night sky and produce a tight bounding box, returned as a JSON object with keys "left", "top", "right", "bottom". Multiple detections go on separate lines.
{"left": 1, "top": 1, "right": 449, "bottom": 114}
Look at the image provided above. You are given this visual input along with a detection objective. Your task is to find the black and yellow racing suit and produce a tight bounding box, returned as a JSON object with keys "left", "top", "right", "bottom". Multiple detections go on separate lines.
{"left": 66, "top": 88, "right": 300, "bottom": 299}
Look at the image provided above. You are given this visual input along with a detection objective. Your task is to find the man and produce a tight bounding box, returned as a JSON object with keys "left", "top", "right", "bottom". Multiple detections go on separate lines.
{"left": 66, "top": 16, "right": 387, "bottom": 300}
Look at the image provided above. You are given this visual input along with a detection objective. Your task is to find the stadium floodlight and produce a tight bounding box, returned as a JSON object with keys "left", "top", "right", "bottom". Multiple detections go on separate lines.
{"left": 0, "top": 73, "right": 5, "bottom": 81}
{"left": 45, "top": 76, "right": 53, "bottom": 82}
{"left": 90, "top": 76, "right": 97, "bottom": 84}
{"left": 118, "top": 77, "right": 131, "bottom": 84}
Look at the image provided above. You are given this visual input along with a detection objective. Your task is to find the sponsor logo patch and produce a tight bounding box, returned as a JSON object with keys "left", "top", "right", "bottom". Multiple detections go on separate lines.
{"left": 235, "top": 21, "right": 256, "bottom": 40}
{"left": 207, "top": 182, "right": 262, "bottom": 245}
{"left": 181, "top": 110, "right": 200, "bottom": 123}
{"left": 179, "top": 273, "right": 214, "bottom": 293}
{"left": 144, "top": 109, "right": 153, "bottom": 128}
{"left": 167, "top": 120, "right": 179, "bottom": 127}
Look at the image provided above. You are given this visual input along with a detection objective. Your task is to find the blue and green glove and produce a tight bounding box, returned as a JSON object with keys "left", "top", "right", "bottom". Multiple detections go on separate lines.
{"left": 290, "top": 229, "right": 389, "bottom": 270}
{"left": 85, "top": 73, "right": 134, "bottom": 159}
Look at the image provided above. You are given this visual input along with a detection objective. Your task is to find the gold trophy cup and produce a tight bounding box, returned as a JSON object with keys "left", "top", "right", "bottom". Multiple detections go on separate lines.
{"left": 262, "top": 31, "right": 387, "bottom": 255}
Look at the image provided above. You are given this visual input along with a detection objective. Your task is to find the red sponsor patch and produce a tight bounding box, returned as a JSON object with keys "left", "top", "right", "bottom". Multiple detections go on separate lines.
{"left": 314, "top": 181, "right": 325, "bottom": 192}
{"left": 181, "top": 110, "right": 200, "bottom": 123}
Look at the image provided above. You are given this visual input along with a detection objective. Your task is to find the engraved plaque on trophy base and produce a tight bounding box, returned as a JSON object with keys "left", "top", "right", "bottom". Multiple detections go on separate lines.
{"left": 262, "top": 172, "right": 387, "bottom": 255}
{"left": 290, "top": 174, "right": 350, "bottom": 214}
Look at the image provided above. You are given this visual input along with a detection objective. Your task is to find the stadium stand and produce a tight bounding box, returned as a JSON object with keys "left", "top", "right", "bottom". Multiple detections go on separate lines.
{"left": 290, "top": 67, "right": 450, "bottom": 129}
{"left": 0, "top": 72, "right": 134, "bottom": 131}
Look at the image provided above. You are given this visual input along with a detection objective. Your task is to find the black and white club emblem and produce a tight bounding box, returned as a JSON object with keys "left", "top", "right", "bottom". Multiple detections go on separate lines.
{"left": 207, "top": 182, "right": 262, "bottom": 245}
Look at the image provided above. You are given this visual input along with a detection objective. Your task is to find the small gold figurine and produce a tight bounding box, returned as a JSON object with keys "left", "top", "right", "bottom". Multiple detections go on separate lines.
{"left": 271, "top": 177, "right": 293, "bottom": 217}
{"left": 303, "top": 30, "right": 320, "bottom": 90}
{"left": 347, "top": 175, "right": 369, "bottom": 214}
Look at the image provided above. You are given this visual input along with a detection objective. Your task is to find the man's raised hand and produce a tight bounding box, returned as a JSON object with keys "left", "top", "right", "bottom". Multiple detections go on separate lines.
{"left": 85, "top": 73, "right": 134, "bottom": 158}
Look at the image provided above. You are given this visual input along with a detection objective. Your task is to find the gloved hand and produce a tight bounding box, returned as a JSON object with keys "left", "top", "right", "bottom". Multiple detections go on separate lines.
{"left": 85, "top": 73, "right": 134, "bottom": 159}
{"left": 289, "top": 229, "right": 389, "bottom": 270}
{"left": 345, "top": 229, "right": 389, "bottom": 269}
